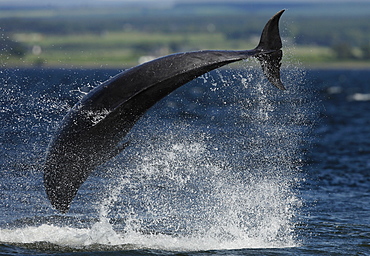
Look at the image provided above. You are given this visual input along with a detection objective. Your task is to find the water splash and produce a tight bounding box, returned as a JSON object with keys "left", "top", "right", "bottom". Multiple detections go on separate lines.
{"left": 89, "top": 61, "right": 308, "bottom": 250}
{"left": 0, "top": 63, "right": 310, "bottom": 252}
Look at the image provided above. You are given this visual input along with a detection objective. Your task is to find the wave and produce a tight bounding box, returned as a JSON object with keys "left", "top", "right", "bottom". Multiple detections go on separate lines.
{"left": 0, "top": 217, "right": 299, "bottom": 252}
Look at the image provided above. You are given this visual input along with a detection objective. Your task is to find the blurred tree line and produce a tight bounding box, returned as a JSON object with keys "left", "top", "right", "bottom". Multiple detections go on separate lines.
{"left": 1, "top": 7, "right": 370, "bottom": 61}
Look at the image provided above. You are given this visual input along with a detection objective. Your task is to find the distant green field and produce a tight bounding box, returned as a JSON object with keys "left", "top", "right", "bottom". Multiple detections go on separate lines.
{"left": 3, "top": 30, "right": 369, "bottom": 69}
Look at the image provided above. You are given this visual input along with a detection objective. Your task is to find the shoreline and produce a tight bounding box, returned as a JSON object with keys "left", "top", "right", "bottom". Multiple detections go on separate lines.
{"left": 2, "top": 61, "right": 370, "bottom": 70}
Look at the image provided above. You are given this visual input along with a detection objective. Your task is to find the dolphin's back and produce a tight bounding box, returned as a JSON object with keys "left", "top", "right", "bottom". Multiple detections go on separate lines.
{"left": 80, "top": 51, "right": 250, "bottom": 113}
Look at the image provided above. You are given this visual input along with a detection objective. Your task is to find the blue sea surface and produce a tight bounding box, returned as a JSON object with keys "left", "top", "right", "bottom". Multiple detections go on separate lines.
{"left": 0, "top": 66, "right": 369, "bottom": 255}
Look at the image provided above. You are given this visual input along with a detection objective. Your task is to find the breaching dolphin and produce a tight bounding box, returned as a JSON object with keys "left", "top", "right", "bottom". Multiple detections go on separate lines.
{"left": 44, "top": 10, "right": 285, "bottom": 213}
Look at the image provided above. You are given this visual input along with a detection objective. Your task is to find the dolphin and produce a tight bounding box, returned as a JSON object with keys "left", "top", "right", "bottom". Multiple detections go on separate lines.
{"left": 44, "top": 10, "right": 285, "bottom": 213}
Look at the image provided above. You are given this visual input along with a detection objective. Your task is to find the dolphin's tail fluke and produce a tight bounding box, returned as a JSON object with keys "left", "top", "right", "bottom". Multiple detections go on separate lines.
{"left": 254, "top": 10, "right": 285, "bottom": 90}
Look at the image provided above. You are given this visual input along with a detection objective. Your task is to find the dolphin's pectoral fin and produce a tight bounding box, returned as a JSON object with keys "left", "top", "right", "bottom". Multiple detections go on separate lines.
{"left": 254, "top": 10, "right": 285, "bottom": 90}
{"left": 103, "top": 141, "right": 130, "bottom": 163}
{"left": 95, "top": 141, "right": 131, "bottom": 168}
{"left": 114, "top": 141, "right": 130, "bottom": 156}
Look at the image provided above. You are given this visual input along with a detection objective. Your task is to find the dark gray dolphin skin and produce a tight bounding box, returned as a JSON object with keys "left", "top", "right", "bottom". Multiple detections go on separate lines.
{"left": 44, "top": 10, "right": 285, "bottom": 213}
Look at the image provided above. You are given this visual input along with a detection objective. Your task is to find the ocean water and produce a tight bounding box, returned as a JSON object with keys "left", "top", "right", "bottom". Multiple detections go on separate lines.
{"left": 0, "top": 65, "right": 369, "bottom": 255}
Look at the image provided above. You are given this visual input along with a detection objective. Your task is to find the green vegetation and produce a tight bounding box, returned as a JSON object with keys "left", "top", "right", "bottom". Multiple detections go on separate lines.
{"left": 1, "top": 2, "right": 370, "bottom": 69}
